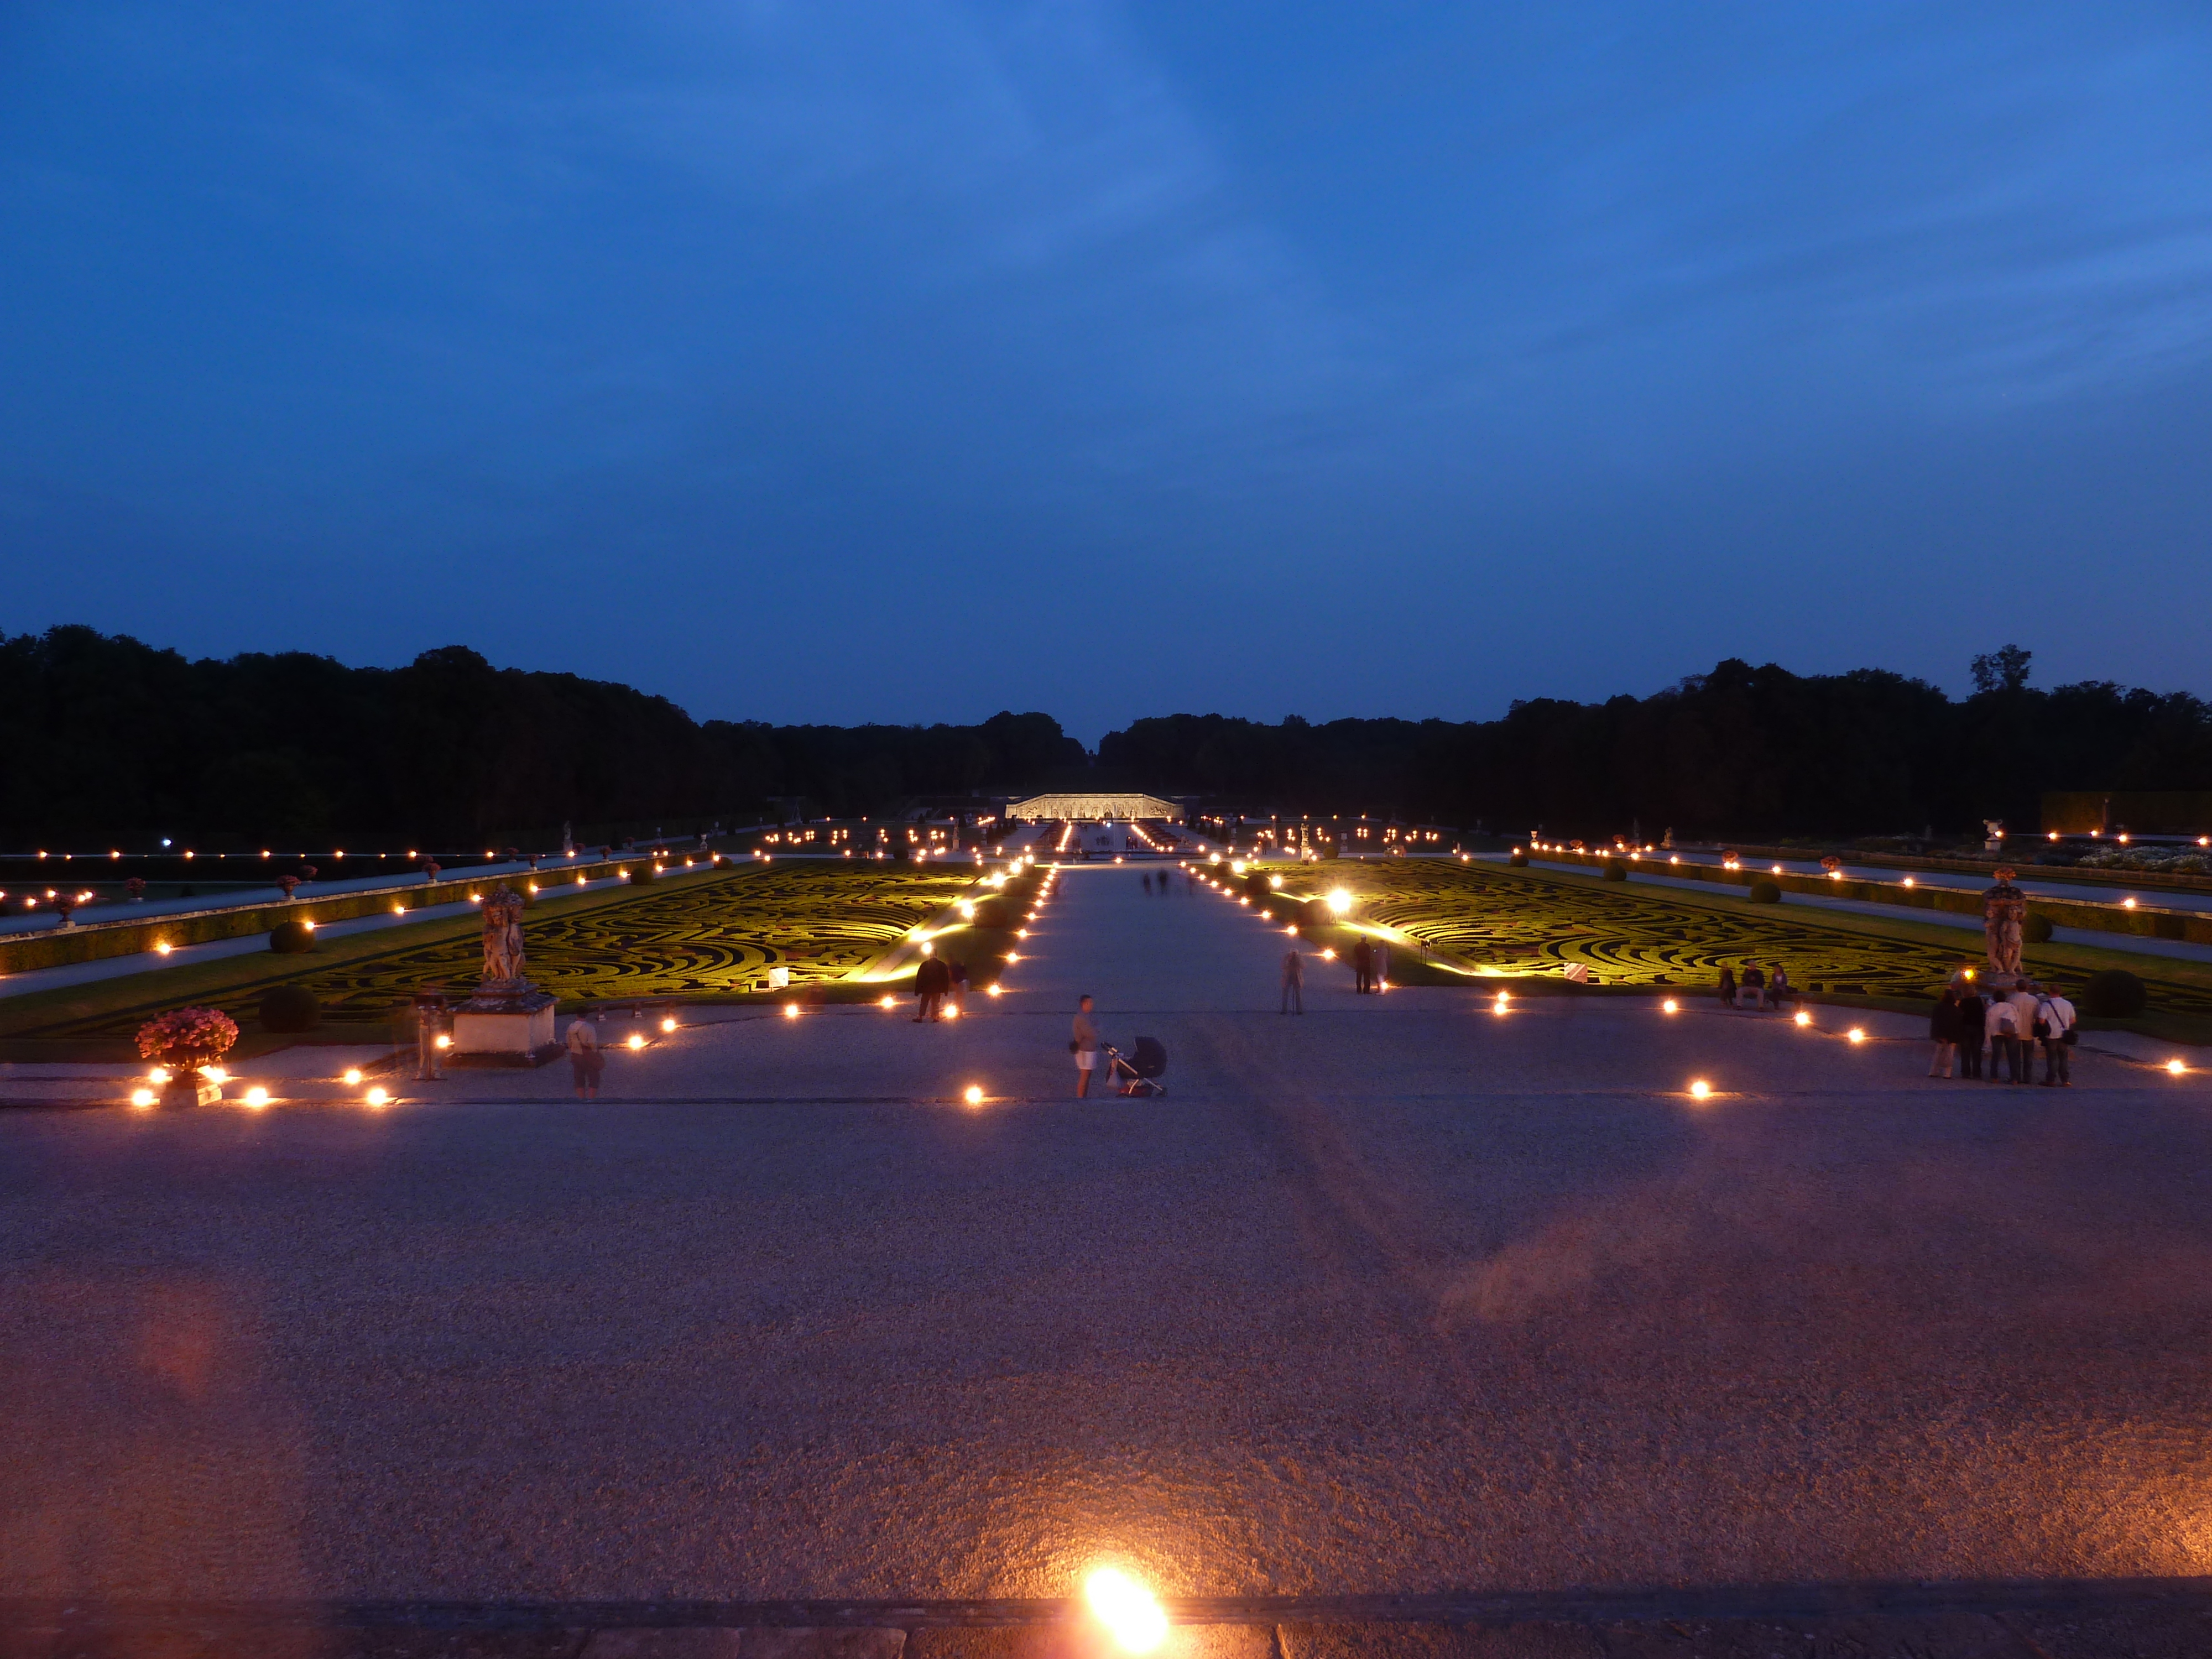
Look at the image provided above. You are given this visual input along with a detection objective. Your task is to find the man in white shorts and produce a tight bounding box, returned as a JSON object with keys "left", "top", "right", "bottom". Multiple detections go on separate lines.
{"left": 1072, "top": 995, "right": 1099, "bottom": 1098}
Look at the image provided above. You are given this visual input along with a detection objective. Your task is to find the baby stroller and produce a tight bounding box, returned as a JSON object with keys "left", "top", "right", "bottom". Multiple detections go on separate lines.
{"left": 1103, "top": 1037, "right": 1168, "bottom": 1098}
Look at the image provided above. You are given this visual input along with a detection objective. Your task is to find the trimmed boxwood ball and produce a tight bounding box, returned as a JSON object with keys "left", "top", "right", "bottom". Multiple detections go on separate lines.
{"left": 268, "top": 919, "right": 315, "bottom": 953}
{"left": 1507, "top": 851, "right": 1528, "bottom": 868}
{"left": 1244, "top": 869, "right": 1273, "bottom": 902}
{"left": 627, "top": 863, "right": 657, "bottom": 884}
{"left": 2022, "top": 912, "right": 2054, "bottom": 944}
{"left": 1602, "top": 859, "right": 1629, "bottom": 881}
{"left": 1304, "top": 898, "right": 1336, "bottom": 930}
{"left": 258, "top": 983, "right": 320, "bottom": 1032}
{"left": 2083, "top": 968, "right": 2147, "bottom": 1018}
{"left": 1748, "top": 878, "right": 1782, "bottom": 903}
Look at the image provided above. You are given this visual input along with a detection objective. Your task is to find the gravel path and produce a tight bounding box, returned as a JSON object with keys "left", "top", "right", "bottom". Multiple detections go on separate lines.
{"left": 5, "top": 865, "right": 2211, "bottom": 1606}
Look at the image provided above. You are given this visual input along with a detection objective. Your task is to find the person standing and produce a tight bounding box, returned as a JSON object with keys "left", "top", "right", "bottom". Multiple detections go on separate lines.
{"left": 1985, "top": 991, "right": 2020, "bottom": 1083}
{"left": 947, "top": 956, "right": 969, "bottom": 1017}
{"left": 1281, "top": 947, "right": 1304, "bottom": 1014}
{"left": 1957, "top": 984, "right": 1986, "bottom": 1078}
{"left": 1928, "top": 984, "right": 1961, "bottom": 1078}
{"left": 565, "top": 1008, "right": 602, "bottom": 1100}
{"left": 1072, "top": 995, "right": 1100, "bottom": 1097}
{"left": 2037, "top": 982, "right": 2077, "bottom": 1086}
{"left": 2006, "top": 980, "right": 2041, "bottom": 1088}
{"left": 1352, "top": 937, "right": 1373, "bottom": 994}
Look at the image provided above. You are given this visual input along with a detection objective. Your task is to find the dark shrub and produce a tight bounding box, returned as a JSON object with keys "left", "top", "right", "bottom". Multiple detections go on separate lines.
{"left": 2154, "top": 912, "right": 2186, "bottom": 941}
{"left": 1749, "top": 879, "right": 1782, "bottom": 903}
{"left": 2082, "top": 968, "right": 2147, "bottom": 1018}
{"left": 627, "top": 863, "right": 657, "bottom": 884}
{"left": 1507, "top": 851, "right": 1528, "bottom": 868}
{"left": 1305, "top": 898, "right": 1335, "bottom": 930}
{"left": 268, "top": 919, "right": 315, "bottom": 953}
{"left": 2023, "top": 912, "right": 2054, "bottom": 944}
{"left": 1244, "top": 869, "right": 1273, "bottom": 902}
{"left": 258, "top": 983, "right": 320, "bottom": 1032}
{"left": 1602, "top": 859, "right": 1628, "bottom": 881}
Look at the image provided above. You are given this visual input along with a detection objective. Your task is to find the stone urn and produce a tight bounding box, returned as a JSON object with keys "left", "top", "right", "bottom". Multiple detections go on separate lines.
{"left": 160, "top": 1053, "right": 225, "bottom": 1107}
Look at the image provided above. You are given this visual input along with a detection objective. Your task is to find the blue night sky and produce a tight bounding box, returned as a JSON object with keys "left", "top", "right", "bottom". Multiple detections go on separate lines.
{"left": 4, "top": 3, "right": 2210, "bottom": 741}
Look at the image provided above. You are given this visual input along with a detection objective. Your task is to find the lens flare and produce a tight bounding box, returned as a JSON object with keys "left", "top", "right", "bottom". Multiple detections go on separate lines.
{"left": 1847, "top": 1027, "right": 1866, "bottom": 1044}
{"left": 1084, "top": 1568, "right": 1168, "bottom": 1655}
{"left": 364, "top": 1087, "right": 390, "bottom": 1107}
{"left": 963, "top": 1085, "right": 984, "bottom": 1105}
{"left": 1689, "top": 1079, "right": 1712, "bottom": 1100}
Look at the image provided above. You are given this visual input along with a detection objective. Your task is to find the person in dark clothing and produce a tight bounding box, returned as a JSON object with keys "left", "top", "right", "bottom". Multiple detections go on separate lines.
{"left": 1717, "top": 966, "right": 1737, "bottom": 1007}
{"left": 1928, "top": 986, "right": 1962, "bottom": 1077}
{"left": 914, "top": 952, "right": 951, "bottom": 1022}
{"left": 1740, "top": 964, "right": 1766, "bottom": 1009}
{"left": 1956, "top": 989, "right": 1986, "bottom": 1078}
{"left": 1352, "top": 937, "right": 1374, "bottom": 994}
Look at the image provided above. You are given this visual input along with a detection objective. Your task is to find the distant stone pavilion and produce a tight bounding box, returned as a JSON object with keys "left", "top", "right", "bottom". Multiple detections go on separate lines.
{"left": 1007, "top": 792, "right": 1183, "bottom": 822}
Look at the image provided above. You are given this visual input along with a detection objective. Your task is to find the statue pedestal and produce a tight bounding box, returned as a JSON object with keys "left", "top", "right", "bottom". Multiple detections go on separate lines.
{"left": 449, "top": 984, "right": 559, "bottom": 1067}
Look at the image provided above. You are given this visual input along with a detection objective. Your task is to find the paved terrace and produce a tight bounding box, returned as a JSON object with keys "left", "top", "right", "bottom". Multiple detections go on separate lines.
{"left": 6, "top": 867, "right": 2212, "bottom": 1657}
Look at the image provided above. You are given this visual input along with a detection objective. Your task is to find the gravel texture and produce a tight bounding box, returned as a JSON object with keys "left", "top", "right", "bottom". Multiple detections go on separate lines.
{"left": 4, "top": 865, "right": 2210, "bottom": 1606}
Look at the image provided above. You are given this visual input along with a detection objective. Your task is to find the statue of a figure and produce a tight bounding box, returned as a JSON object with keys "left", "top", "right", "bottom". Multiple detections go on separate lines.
{"left": 1982, "top": 866, "right": 2027, "bottom": 977}
{"left": 481, "top": 883, "right": 528, "bottom": 985}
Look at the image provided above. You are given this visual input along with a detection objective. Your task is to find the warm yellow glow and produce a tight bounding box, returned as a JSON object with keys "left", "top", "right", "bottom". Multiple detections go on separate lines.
{"left": 149, "top": 1067, "right": 171, "bottom": 1083}
{"left": 342, "top": 1068, "right": 364, "bottom": 1086}
{"left": 629, "top": 1031, "right": 648, "bottom": 1047}
{"left": 1793, "top": 1010, "right": 1812, "bottom": 1027}
{"left": 2124, "top": 898, "right": 2137, "bottom": 909}
{"left": 435, "top": 1035, "right": 451, "bottom": 1049}
{"left": 964, "top": 1084, "right": 985, "bottom": 1105}
{"left": 987, "top": 983, "right": 1003, "bottom": 997}
{"left": 244, "top": 1086, "right": 271, "bottom": 1109}
{"left": 131, "top": 1087, "right": 156, "bottom": 1108}
{"left": 1006, "top": 952, "right": 1021, "bottom": 963}
{"left": 1662, "top": 998, "right": 1678, "bottom": 1014}
{"left": 661, "top": 1016, "right": 677, "bottom": 1034}
{"left": 945, "top": 1005, "right": 961, "bottom": 1020}
{"left": 1084, "top": 1568, "right": 1168, "bottom": 1655}
{"left": 781, "top": 1005, "right": 799, "bottom": 1021}
{"left": 880, "top": 995, "right": 896, "bottom": 1009}
{"left": 365, "top": 1086, "right": 390, "bottom": 1107}
{"left": 1322, "top": 948, "right": 1336, "bottom": 960}
{"left": 1327, "top": 889, "right": 1352, "bottom": 914}
{"left": 394, "top": 904, "right": 406, "bottom": 914}
{"left": 1688, "top": 1079, "right": 1712, "bottom": 1100}
{"left": 1771, "top": 863, "right": 1783, "bottom": 874}
{"left": 1016, "top": 928, "right": 1029, "bottom": 938}
{"left": 154, "top": 941, "right": 173, "bottom": 954}
{"left": 2170, "top": 1059, "right": 2188, "bottom": 1076}
{"left": 301, "top": 920, "right": 315, "bottom": 931}
{"left": 1847, "top": 1027, "right": 1867, "bottom": 1044}
{"left": 1901, "top": 878, "right": 1914, "bottom": 888}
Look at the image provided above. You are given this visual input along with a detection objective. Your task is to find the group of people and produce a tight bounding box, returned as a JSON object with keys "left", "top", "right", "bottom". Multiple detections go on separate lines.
{"left": 1931, "top": 974, "right": 2075, "bottom": 1084}
{"left": 1139, "top": 870, "right": 1192, "bottom": 897}
{"left": 1715, "top": 963, "right": 1795, "bottom": 1011}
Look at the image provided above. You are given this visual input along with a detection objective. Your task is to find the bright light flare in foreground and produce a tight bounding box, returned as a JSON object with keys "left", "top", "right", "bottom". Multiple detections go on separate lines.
{"left": 244, "top": 1086, "right": 271, "bottom": 1108}
{"left": 342, "top": 1068, "right": 364, "bottom": 1086}
{"left": 628, "top": 1032, "right": 648, "bottom": 1048}
{"left": 1688, "top": 1079, "right": 1712, "bottom": 1100}
{"left": 1327, "top": 889, "right": 1352, "bottom": 915}
{"left": 2171, "top": 1059, "right": 2189, "bottom": 1076}
{"left": 364, "top": 1087, "right": 390, "bottom": 1107}
{"left": 131, "top": 1087, "right": 156, "bottom": 1108}
{"left": 781, "top": 1005, "right": 799, "bottom": 1021}
{"left": 1847, "top": 1027, "right": 1866, "bottom": 1044}
{"left": 1793, "top": 1010, "right": 1812, "bottom": 1027}
{"left": 1661, "top": 998, "right": 1678, "bottom": 1014}
{"left": 963, "top": 1084, "right": 984, "bottom": 1105}
{"left": 1084, "top": 1568, "right": 1168, "bottom": 1655}
{"left": 661, "top": 1016, "right": 677, "bottom": 1034}
{"left": 880, "top": 995, "right": 896, "bottom": 1009}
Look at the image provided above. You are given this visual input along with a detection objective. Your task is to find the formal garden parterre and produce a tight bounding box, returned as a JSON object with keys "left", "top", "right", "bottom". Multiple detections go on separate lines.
{"left": 7, "top": 862, "right": 1008, "bottom": 1044}
{"left": 1274, "top": 858, "right": 2212, "bottom": 1019}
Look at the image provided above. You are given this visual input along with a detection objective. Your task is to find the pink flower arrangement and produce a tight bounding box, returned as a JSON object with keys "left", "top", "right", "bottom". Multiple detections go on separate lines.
{"left": 136, "top": 1006, "right": 240, "bottom": 1066}
{"left": 275, "top": 874, "right": 300, "bottom": 898}
{"left": 124, "top": 877, "right": 147, "bottom": 900}
{"left": 422, "top": 859, "right": 442, "bottom": 881}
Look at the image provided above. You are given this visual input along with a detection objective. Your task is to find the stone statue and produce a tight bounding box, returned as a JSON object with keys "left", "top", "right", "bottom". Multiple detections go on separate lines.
{"left": 481, "top": 884, "right": 527, "bottom": 986}
{"left": 1982, "top": 866, "right": 2027, "bottom": 977}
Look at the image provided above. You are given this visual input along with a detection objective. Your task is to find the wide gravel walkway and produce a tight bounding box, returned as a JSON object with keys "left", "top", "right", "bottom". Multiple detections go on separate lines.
{"left": 5, "top": 864, "right": 2211, "bottom": 1612}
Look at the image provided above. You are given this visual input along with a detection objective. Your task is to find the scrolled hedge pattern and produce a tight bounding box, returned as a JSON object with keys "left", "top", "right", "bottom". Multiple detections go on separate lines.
{"left": 46, "top": 864, "right": 980, "bottom": 1036}
{"left": 1289, "top": 861, "right": 2212, "bottom": 1012}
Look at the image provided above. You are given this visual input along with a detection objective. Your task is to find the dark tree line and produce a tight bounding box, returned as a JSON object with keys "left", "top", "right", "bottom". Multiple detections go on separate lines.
{"left": 1097, "top": 656, "right": 2212, "bottom": 837}
{"left": 0, "top": 628, "right": 1082, "bottom": 846}
{"left": 8, "top": 628, "right": 2206, "bottom": 846}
